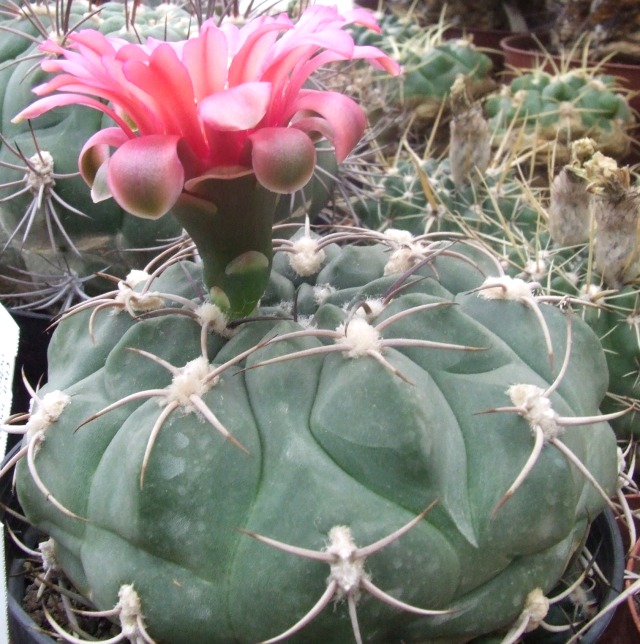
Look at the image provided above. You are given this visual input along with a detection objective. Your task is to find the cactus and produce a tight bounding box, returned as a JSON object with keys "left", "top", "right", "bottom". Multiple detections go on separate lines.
{"left": 5, "top": 225, "right": 620, "bottom": 643}
{"left": 0, "top": 0, "right": 194, "bottom": 311}
{"left": 484, "top": 68, "right": 635, "bottom": 166}
{"left": 452, "top": 135, "right": 640, "bottom": 437}
{"left": 0, "top": 4, "right": 624, "bottom": 642}
{"left": 348, "top": 11, "right": 495, "bottom": 126}
{"left": 351, "top": 149, "right": 540, "bottom": 240}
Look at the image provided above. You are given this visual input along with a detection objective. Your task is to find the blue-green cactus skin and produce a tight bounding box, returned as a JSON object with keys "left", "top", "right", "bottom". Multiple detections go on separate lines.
{"left": 15, "top": 237, "right": 616, "bottom": 642}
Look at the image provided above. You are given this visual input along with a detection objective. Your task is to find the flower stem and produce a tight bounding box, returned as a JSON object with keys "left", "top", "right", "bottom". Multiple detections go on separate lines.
{"left": 172, "top": 175, "right": 278, "bottom": 319}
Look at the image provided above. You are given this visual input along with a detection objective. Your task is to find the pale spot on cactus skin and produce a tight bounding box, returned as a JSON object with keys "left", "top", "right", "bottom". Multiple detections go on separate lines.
{"left": 157, "top": 453, "right": 186, "bottom": 481}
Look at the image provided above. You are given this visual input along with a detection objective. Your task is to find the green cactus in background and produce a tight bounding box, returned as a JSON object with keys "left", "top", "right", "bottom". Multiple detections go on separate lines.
{"left": 352, "top": 153, "right": 540, "bottom": 240}
{"left": 484, "top": 69, "right": 635, "bottom": 167}
{"left": 8, "top": 226, "right": 620, "bottom": 642}
{"left": 0, "top": 0, "right": 194, "bottom": 311}
{"left": 347, "top": 11, "right": 495, "bottom": 128}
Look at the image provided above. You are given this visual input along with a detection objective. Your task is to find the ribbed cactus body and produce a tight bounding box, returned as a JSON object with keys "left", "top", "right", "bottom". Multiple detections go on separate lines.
{"left": 0, "top": 1, "right": 190, "bottom": 304}
{"left": 15, "top": 232, "right": 616, "bottom": 642}
{"left": 351, "top": 15, "right": 494, "bottom": 122}
{"left": 355, "top": 157, "right": 539, "bottom": 239}
{"left": 484, "top": 70, "right": 634, "bottom": 164}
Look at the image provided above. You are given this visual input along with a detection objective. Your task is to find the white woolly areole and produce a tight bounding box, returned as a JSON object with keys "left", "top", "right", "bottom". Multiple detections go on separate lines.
{"left": 26, "top": 151, "right": 55, "bottom": 191}
{"left": 384, "top": 247, "right": 416, "bottom": 276}
{"left": 313, "top": 284, "right": 336, "bottom": 305}
{"left": 523, "top": 588, "right": 550, "bottom": 632}
{"left": 325, "top": 525, "right": 368, "bottom": 600}
{"left": 26, "top": 390, "right": 71, "bottom": 440}
{"left": 114, "top": 279, "right": 164, "bottom": 314}
{"left": 124, "top": 270, "right": 151, "bottom": 288}
{"left": 117, "top": 584, "right": 147, "bottom": 641}
{"left": 478, "top": 276, "right": 535, "bottom": 301}
{"left": 39, "top": 538, "right": 58, "bottom": 572}
{"left": 520, "top": 254, "right": 549, "bottom": 282}
{"left": 289, "top": 236, "right": 326, "bottom": 276}
{"left": 354, "top": 298, "right": 385, "bottom": 321}
{"left": 508, "top": 384, "right": 562, "bottom": 440}
{"left": 164, "top": 357, "right": 216, "bottom": 411}
{"left": 196, "top": 302, "right": 230, "bottom": 337}
{"left": 579, "top": 283, "right": 602, "bottom": 303}
{"left": 336, "top": 318, "right": 381, "bottom": 358}
{"left": 384, "top": 228, "right": 415, "bottom": 245}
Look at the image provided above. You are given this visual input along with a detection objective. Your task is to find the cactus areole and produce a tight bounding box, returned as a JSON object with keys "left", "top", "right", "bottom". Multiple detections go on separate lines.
{"left": 9, "top": 5, "right": 618, "bottom": 644}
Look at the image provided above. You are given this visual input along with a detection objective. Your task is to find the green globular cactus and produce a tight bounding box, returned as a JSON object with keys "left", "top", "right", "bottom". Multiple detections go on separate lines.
{"left": 9, "top": 227, "right": 618, "bottom": 643}
{"left": 353, "top": 153, "right": 540, "bottom": 241}
{"left": 484, "top": 69, "right": 635, "bottom": 166}
{"left": 0, "top": 0, "right": 191, "bottom": 311}
{"left": 349, "top": 13, "right": 495, "bottom": 126}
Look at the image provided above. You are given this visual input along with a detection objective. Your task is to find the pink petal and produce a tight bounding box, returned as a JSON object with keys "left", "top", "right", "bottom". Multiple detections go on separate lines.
{"left": 198, "top": 82, "right": 272, "bottom": 132}
{"left": 107, "top": 135, "right": 186, "bottom": 219}
{"left": 122, "top": 43, "right": 207, "bottom": 157}
{"left": 12, "top": 94, "right": 135, "bottom": 137}
{"left": 342, "top": 7, "right": 383, "bottom": 32}
{"left": 289, "top": 90, "right": 366, "bottom": 163}
{"left": 352, "top": 44, "right": 402, "bottom": 75}
{"left": 228, "top": 19, "right": 291, "bottom": 85}
{"left": 249, "top": 127, "right": 316, "bottom": 194}
{"left": 182, "top": 26, "right": 229, "bottom": 100}
{"left": 79, "top": 127, "right": 130, "bottom": 188}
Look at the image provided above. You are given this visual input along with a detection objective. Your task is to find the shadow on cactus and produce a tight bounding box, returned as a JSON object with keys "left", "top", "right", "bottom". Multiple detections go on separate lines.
{"left": 0, "top": 3, "right": 626, "bottom": 643}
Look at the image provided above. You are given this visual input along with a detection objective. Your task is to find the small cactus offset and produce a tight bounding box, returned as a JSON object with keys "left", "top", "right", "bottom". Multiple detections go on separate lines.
{"left": 0, "top": 0, "right": 193, "bottom": 311}
{"left": 484, "top": 68, "right": 635, "bottom": 166}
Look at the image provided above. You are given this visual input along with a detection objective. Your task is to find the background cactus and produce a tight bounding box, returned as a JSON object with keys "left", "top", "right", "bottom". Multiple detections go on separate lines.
{"left": 348, "top": 11, "right": 495, "bottom": 128}
{"left": 0, "top": 0, "right": 193, "bottom": 311}
{"left": 351, "top": 151, "right": 540, "bottom": 240}
{"left": 8, "top": 228, "right": 618, "bottom": 643}
{"left": 483, "top": 68, "right": 635, "bottom": 167}
{"left": 440, "top": 135, "right": 640, "bottom": 437}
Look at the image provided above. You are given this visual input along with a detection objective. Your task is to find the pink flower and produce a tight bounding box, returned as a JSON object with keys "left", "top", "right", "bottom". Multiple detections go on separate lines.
{"left": 14, "top": 5, "right": 400, "bottom": 220}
